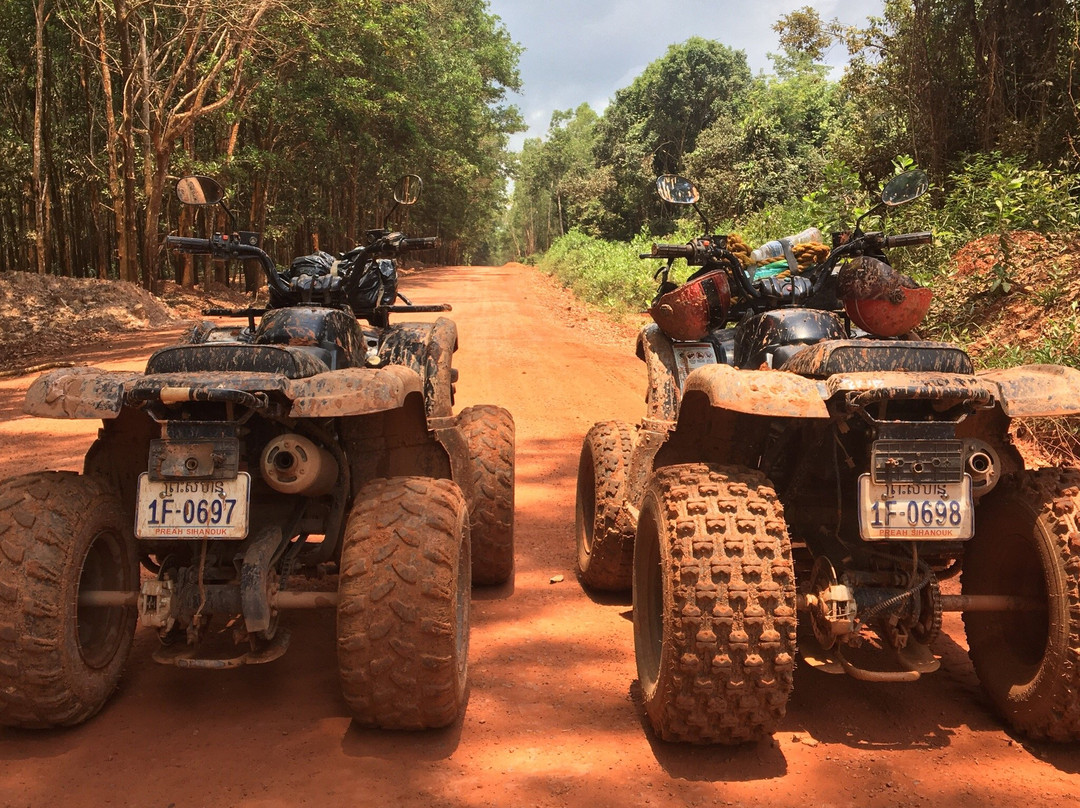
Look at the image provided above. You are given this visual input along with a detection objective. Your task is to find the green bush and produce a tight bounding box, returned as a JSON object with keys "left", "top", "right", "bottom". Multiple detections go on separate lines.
{"left": 538, "top": 224, "right": 704, "bottom": 312}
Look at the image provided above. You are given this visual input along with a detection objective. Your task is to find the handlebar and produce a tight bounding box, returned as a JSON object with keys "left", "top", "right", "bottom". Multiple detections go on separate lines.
{"left": 166, "top": 234, "right": 289, "bottom": 297}
{"left": 883, "top": 231, "right": 933, "bottom": 248}
{"left": 165, "top": 235, "right": 213, "bottom": 254}
{"left": 647, "top": 242, "right": 696, "bottom": 260}
{"left": 400, "top": 237, "right": 439, "bottom": 250}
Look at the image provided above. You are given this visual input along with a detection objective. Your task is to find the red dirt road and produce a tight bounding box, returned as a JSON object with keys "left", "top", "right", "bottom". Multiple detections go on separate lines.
{"left": 1, "top": 264, "right": 1078, "bottom": 807}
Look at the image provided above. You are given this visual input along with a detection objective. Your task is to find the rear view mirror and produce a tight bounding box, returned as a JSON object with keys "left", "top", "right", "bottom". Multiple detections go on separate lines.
{"left": 881, "top": 170, "right": 929, "bottom": 207}
{"left": 175, "top": 175, "right": 224, "bottom": 206}
{"left": 394, "top": 175, "right": 423, "bottom": 205}
{"left": 655, "top": 175, "right": 700, "bottom": 205}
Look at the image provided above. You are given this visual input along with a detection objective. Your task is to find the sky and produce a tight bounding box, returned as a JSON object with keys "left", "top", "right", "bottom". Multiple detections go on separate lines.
{"left": 485, "top": 0, "right": 886, "bottom": 151}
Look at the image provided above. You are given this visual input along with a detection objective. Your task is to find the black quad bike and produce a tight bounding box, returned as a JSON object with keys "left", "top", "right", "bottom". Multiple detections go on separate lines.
{"left": 576, "top": 170, "right": 1080, "bottom": 744}
{"left": 0, "top": 175, "right": 514, "bottom": 730}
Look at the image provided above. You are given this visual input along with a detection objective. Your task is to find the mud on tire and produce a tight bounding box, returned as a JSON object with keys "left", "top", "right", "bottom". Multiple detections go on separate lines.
{"left": 962, "top": 468, "right": 1080, "bottom": 740}
{"left": 576, "top": 420, "right": 634, "bottom": 591}
{"left": 457, "top": 405, "right": 515, "bottom": 585}
{"left": 337, "top": 477, "right": 470, "bottom": 729}
{"left": 0, "top": 472, "right": 138, "bottom": 728}
{"left": 633, "top": 463, "right": 796, "bottom": 744}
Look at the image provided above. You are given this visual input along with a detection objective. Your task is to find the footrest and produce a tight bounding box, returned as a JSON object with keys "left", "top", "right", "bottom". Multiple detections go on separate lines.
{"left": 153, "top": 628, "right": 291, "bottom": 669}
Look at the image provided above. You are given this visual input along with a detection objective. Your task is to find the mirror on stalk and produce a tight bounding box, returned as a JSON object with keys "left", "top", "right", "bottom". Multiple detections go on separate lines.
{"left": 881, "top": 170, "right": 929, "bottom": 207}
{"left": 655, "top": 174, "right": 700, "bottom": 205}
{"left": 175, "top": 175, "right": 224, "bottom": 206}
{"left": 394, "top": 174, "right": 423, "bottom": 205}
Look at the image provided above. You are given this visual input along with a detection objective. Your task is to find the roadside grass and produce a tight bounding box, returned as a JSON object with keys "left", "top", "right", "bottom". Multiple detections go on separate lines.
{"left": 537, "top": 225, "right": 705, "bottom": 313}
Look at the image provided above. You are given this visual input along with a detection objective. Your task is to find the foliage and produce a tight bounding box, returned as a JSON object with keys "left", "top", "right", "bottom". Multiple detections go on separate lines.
{"left": 591, "top": 38, "right": 752, "bottom": 241}
{"left": 504, "top": 104, "right": 608, "bottom": 259}
{"left": 0, "top": 0, "right": 524, "bottom": 285}
{"left": 537, "top": 223, "right": 703, "bottom": 313}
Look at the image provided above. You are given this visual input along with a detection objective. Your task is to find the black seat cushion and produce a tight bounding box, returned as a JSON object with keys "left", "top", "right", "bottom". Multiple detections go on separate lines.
{"left": 780, "top": 339, "right": 973, "bottom": 378}
{"left": 146, "top": 344, "right": 330, "bottom": 379}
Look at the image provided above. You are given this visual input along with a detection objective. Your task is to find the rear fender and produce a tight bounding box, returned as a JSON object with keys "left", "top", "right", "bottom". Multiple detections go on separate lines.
{"left": 650, "top": 365, "right": 827, "bottom": 471}
{"left": 285, "top": 365, "right": 423, "bottom": 417}
{"left": 24, "top": 367, "right": 140, "bottom": 419}
{"left": 978, "top": 364, "right": 1080, "bottom": 417}
{"left": 339, "top": 395, "right": 456, "bottom": 492}
{"left": 681, "top": 363, "right": 829, "bottom": 419}
{"left": 26, "top": 365, "right": 425, "bottom": 420}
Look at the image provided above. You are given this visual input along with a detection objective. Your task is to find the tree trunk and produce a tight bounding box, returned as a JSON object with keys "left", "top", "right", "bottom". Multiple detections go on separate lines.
{"left": 113, "top": 0, "right": 141, "bottom": 285}
{"left": 32, "top": 0, "right": 49, "bottom": 275}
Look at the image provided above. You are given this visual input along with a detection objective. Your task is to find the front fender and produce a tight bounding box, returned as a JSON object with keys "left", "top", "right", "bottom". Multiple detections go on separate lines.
{"left": 635, "top": 324, "right": 680, "bottom": 422}
{"left": 682, "top": 363, "right": 830, "bottom": 419}
{"left": 378, "top": 317, "right": 458, "bottom": 416}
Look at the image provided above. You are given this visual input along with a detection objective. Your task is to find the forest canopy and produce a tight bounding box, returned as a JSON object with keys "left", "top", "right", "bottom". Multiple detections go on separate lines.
{"left": 0, "top": 0, "right": 523, "bottom": 287}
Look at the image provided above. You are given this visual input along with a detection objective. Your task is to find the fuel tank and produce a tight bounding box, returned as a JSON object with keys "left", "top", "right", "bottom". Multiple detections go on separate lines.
{"left": 734, "top": 308, "right": 847, "bottom": 369}
{"left": 255, "top": 306, "right": 365, "bottom": 369}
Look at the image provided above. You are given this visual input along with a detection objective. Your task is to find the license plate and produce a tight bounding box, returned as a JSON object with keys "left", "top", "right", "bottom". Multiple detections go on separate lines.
{"left": 135, "top": 473, "right": 251, "bottom": 539}
{"left": 672, "top": 343, "right": 717, "bottom": 389}
{"left": 857, "top": 473, "right": 973, "bottom": 541}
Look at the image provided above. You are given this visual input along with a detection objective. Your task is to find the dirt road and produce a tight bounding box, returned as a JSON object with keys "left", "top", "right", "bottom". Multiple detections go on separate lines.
{"left": 1, "top": 264, "right": 1078, "bottom": 807}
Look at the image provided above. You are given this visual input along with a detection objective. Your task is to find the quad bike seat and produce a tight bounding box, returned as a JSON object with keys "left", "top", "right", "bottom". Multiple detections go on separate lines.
{"left": 145, "top": 344, "right": 331, "bottom": 379}
{"left": 779, "top": 339, "right": 973, "bottom": 378}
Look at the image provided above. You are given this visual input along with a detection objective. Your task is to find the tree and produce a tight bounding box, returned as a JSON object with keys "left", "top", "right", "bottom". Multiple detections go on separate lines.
{"left": 593, "top": 37, "right": 753, "bottom": 239}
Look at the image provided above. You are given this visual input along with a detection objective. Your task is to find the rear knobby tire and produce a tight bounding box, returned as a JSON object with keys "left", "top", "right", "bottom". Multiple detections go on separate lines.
{"left": 337, "top": 477, "right": 470, "bottom": 729}
{"left": 962, "top": 468, "right": 1080, "bottom": 740}
{"left": 576, "top": 420, "right": 635, "bottom": 591}
{"left": 633, "top": 463, "right": 796, "bottom": 744}
{"left": 457, "top": 405, "right": 515, "bottom": 585}
{"left": 0, "top": 472, "right": 138, "bottom": 728}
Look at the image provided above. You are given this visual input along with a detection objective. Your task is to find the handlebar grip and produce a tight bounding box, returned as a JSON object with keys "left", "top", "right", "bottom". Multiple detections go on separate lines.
{"left": 649, "top": 242, "right": 696, "bottom": 259}
{"left": 884, "top": 231, "right": 933, "bottom": 248}
{"left": 400, "top": 237, "right": 439, "bottom": 250}
{"left": 165, "top": 235, "right": 213, "bottom": 254}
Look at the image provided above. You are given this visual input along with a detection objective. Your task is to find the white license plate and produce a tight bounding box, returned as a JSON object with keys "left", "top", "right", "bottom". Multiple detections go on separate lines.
{"left": 857, "top": 474, "right": 973, "bottom": 541}
{"left": 672, "top": 343, "right": 717, "bottom": 389}
{"left": 135, "top": 473, "right": 251, "bottom": 539}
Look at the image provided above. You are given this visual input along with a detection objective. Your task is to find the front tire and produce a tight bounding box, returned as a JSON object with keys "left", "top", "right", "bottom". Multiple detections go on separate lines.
{"left": 457, "top": 405, "right": 515, "bottom": 585}
{"left": 576, "top": 421, "right": 634, "bottom": 591}
{"left": 337, "top": 477, "right": 470, "bottom": 729}
{"left": 0, "top": 472, "right": 138, "bottom": 728}
{"left": 963, "top": 468, "right": 1080, "bottom": 740}
{"left": 633, "top": 463, "right": 796, "bottom": 744}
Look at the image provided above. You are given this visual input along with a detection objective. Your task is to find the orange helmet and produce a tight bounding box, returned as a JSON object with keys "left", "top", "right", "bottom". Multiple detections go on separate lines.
{"left": 844, "top": 285, "right": 933, "bottom": 337}
{"left": 649, "top": 270, "right": 731, "bottom": 341}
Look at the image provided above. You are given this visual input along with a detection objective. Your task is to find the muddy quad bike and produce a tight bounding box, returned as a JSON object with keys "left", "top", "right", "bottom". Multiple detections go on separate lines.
{"left": 576, "top": 170, "right": 1080, "bottom": 744}
{"left": 0, "top": 174, "right": 514, "bottom": 730}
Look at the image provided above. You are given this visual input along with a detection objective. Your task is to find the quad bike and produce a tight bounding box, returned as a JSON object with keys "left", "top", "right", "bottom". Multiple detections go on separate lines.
{"left": 0, "top": 174, "right": 514, "bottom": 730}
{"left": 576, "top": 169, "right": 1080, "bottom": 744}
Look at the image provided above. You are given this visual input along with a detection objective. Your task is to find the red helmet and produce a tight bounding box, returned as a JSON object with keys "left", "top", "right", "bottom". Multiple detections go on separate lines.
{"left": 844, "top": 285, "right": 932, "bottom": 337}
{"left": 649, "top": 270, "right": 731, "bottom": 341}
